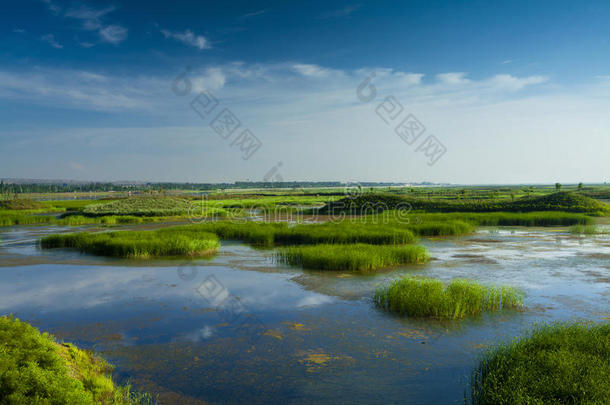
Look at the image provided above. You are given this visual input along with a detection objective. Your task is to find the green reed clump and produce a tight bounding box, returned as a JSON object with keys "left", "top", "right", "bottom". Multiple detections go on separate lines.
{"left": 569, "top": 224, "right": 609, "bottom": 235}
{"left": 55, "top": 215, "right": 162, "bottom": 226}
{"left": 41, "top": 229, "right": 220, "bottom": 258}
{"left": 0, "top": 211, "right": 55, "bottom": 226}
{"left": 180, "top": 221, "right": 418, "bottom": 247}
{"left": 470, "top": 322, "right": 610, "bottom": 404}
{"left": 401, "top": 220, "right": 475, "bottom": 236}
{"left": 374, "top": 277, "right": 523, "bottom": 318}
{"left": 0, "top": 315, "right": 156, "bottom": 404}
{"left": 276, "top": 222, "right": 417, "bottom": 245}
{"left": 380, "top": 211, "right": 593, "bottom": 227}
{"left": 275, "top": 243, "right": 428, "bottom": 271}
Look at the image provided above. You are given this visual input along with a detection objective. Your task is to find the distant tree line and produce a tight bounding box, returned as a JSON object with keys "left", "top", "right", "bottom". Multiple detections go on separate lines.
{"left": 0, "top": 181, "right": 406, "bottom": 194}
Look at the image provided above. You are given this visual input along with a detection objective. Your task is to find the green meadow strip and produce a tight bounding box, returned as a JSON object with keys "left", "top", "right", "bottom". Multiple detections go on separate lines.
{"left": 470, "top": 322, "right": 610, "bottom": 404}
{"left": 275, "top": 243, "right": 428, "bottom": 271}
{"left": 40, "top": 229, "right": 220, "bottom": 259}
{"left": 173, "top": 221, "right": 421, "bottom": 247}
{"left": 374, "top": 277, "right": 524, "bottom": 318}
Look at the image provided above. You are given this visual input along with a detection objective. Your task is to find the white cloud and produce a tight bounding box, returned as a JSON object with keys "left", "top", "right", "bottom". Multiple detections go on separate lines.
{"left": 488, "top": 74, "right": 548, "bottom": 91}
{"left": 99, "top": 25, "right": 128, "bottom": 44}
{"left": 437, "top": 72, "right": 470, "bottom": 84}
{"left": 161, "top": 29, "right": 211, "bottom": 50}
{"left": 292, "top": 63, "right": 343, "bottom": 78}
{"left": 395, "top": 72, "right": 424, "bottom": 85}
{"left": 192, "top": 67, "right": 227, "bottom": 91}
{"left": 0, "top": 68, "right": 159, "bottom": 111}
{"left": 41, "top": 34, "right": 63, "bottom": 49}
{"left": 3, "top": 61, "right": 610, "bottom": 183}
{"left": 55, "top": 4, "right": 128, "bottom": 45}
{"left": 13, "top": 28, "right": 26, "bottom": 34}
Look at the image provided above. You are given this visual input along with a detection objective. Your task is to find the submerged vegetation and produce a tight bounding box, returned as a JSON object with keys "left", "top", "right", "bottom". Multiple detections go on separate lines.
{"left": 470, "top": 322, "right": 610, "bottom": 404}
{"left": 276, "top": 244, "right": 428, "bottom": 271}
{"left": 374, "top": 277, "right": 524, "bottom": 318}
{"left": 40, "top": 229, "right": 220, "bottom": 258}
{"left": 0, "top": 315, "right": 155, "bottom": 404}
{"left": 569, "top": 224, "right": 610, "bottom": 235}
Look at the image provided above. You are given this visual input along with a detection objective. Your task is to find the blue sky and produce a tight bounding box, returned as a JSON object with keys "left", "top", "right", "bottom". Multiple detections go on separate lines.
{"left": 1, "top": 0, "right": 609, "bottom": 183}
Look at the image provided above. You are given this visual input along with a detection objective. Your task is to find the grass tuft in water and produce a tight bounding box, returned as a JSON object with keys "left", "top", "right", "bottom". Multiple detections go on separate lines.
{"left": 569, "top": 224, "right": 609, "bottom": 235}
{"left": 275, "top": 243, "right": 428, "bottom": 271}
{"left": 470, "top": 321, "right": 610, "bottom": 404}
{"left": 40, "top": 229, "right": 220, "bottom": 258}
{"left": 374, "top": 277, "right": 523, "bottom": 318}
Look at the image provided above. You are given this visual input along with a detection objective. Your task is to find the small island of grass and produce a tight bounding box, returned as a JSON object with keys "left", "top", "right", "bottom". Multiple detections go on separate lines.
{"left": 40, "top": 228, "right": 220, "bottom": 259}
{"left": 374, "top": 277, "right": 524, "bottom": 318}
{"left": 275, "top": 243, "right": 428, "bottom": 271}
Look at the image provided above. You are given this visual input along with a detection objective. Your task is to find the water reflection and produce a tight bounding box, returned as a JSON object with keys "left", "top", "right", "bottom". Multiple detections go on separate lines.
{"left": 0, "top": 225, "right": 608, "bottom": 404}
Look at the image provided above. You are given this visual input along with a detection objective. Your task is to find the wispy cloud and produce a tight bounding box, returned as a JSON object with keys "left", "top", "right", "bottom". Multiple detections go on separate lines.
{"left": 43, "top": 3, "right": 128, "bottom": 45}
{"left": 41, "top": 0, "right": 61, "bottom": 15}
{"left": 319, "top": 4, "right": 362, "bottom": 19}
{"left": 3, "top": 62, "right": 608, "bottom": 183}
{"left": 488, "top": 74, "right": 548, "bottom": 91}
{"left": 239, "top": 9, "right": 267, "bottom": 20}
{"left": 292, "top": 63, "right": 334, "bottom": 78}
{"left": 0, "top": 63, "right": 554, "bottom": 116}
{"left": 13, "top": 28, "right": 26, "bottom": 34}
{"left": 41, "top": 33, "right": 63, "bottom": 49}
{"left": 161, "top": 29, "right": 211, "bottom": 50}
{"left": 0, "top": 68, "right": 159, "bottom": 111}
{"left": 436, "top": 72, "right": 470, "bottom": 85}
{"left": 64, "top": 5, "right": 116, "bottom": 30}
{"left": 99, "top": 25, "right": 128, "bottom": 44}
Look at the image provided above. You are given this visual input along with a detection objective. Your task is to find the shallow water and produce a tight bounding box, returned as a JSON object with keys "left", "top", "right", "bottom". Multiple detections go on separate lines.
{"left": 0, "top": 225, "right": 608, "bottom": 404}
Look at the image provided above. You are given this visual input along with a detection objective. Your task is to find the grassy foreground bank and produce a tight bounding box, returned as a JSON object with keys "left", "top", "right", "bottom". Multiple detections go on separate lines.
{"left": 275, "top": 244, "right": 428, "bottom": 271}
{"left": 0, "top": 316, "right": 155, "bottom": 404}
{"left": 375, "top": 277, "right": 524, "bottom": 318}
{"left": 41, "top": 229, "right": 220, "bottom": 259}
{"left": 470, "top": 322, "right": 610, "bottom": 404}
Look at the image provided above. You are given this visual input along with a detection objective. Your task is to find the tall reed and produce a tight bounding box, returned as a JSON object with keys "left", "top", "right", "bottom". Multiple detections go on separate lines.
{"left": 375, "top": 277, "right": 523, "bottom": 318}
{"left": 470, "top": 322, "right": 610, "bottom": 404}
{"left": 275, "top": 244, "right": 428, "bottom": 271}
{"left": 41, "top": 229, "right": 220, "bottom": 258}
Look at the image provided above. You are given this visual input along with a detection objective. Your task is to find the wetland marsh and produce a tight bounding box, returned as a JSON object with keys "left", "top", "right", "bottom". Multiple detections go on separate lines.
{"left": 1, "top": 188, "right": 608, "bottom": 403}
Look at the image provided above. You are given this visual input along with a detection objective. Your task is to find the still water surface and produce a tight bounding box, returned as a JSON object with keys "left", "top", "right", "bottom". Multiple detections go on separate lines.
{"left": 0, "top": 225, "right": 608, "bottom": 404}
